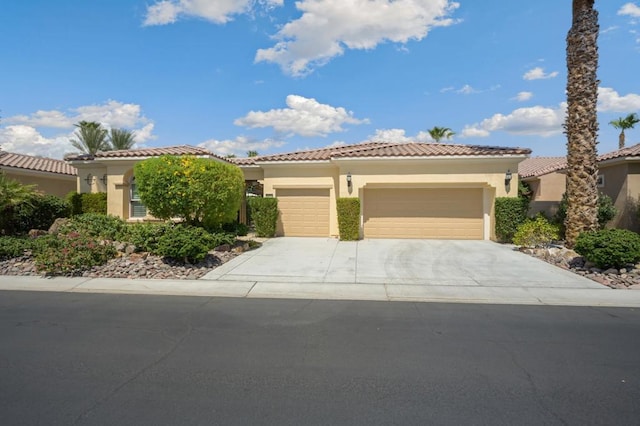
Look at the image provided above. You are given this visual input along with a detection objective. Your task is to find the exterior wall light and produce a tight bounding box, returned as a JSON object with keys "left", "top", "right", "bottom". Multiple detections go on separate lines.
{"left": 346, "top": 172, "right": 352, "bottom": 188}
{"left": 84, "top": 174, "right": 94, "bottom": 185}
{"left": 100, "top": 174, "right": 108, "bottom": 185}
{"left": 505, "top": 169, "right": 513, "bottom": 186}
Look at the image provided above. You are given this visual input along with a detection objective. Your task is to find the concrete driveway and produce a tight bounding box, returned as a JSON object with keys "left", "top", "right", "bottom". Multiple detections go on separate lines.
{"left": 203, "top": 237, "right": 603, "bottom": 289}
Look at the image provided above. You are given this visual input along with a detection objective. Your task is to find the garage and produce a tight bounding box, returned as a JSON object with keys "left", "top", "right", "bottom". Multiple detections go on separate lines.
{"left": 363, "top": 188, "right": 484, "bottom": 239}
{"left": 276, "top": 188, "right": 330, "bottom": 237}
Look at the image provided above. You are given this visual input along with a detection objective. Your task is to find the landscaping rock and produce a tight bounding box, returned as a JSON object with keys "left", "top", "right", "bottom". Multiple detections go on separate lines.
{"left": 48, "top": 218, "right": 69, "bottom": 234}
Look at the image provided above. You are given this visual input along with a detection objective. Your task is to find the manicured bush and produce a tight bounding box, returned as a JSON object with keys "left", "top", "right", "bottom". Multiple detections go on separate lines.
{"left": 66, "top": 191, "right": 83, "bottom": 215}
{"left": 33, "top": 232, "right": 116, "bottom": 275}
{"left": 0, "top": 236, "right": 33, "bottom": 260}
{"left": 336, "top": 198, "right": 360, "bottom": 241}
{"left": 512, "top": 215, "right": 560, "bottom": 248}
{"left": 57, "top": 213, "right": 126, "bottom": 241}
{"left": 247, "top": 197, "right": 278, "bottom": 237}
{"left": 154, "top": 224, "right": 230, "bottom": 263}
{"left": 134, "top": 155, "right": 244, "bottom": 228}
{"left": 495, "top": 197, "right": 529, "bottom": 243}
{"left": 119, "top": 222, "right": 174, "bottom": 253}
{"left": 554, "top": 192, "right": 618, "bottom": 236}
{"left": 9, "top": 194, "right": 70, "bottom": 233}
{"left": 574, "top": 229, "right": 640, "bottom": 269}
{"left": 81, "top": 193, "right": 108, "bottom": 214}
{"left": 221, "top": 221, "right": 249, "bottom": 236}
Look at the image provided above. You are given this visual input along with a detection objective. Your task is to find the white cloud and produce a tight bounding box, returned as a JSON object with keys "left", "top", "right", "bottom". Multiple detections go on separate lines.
{"left": 368, "top": 128, "right": 432, "bottom": 143}
{"left": 523, "top": 67, "right": 559, "bottom": 80}
{"left": 619, "top": 3, "right": 640, "bottom": 17}
{"left": 143, "top": 0, "right": 283, "bottom": 26}
{"left": 255, "top": 0, "right": 460, "bottom": 76}
{"left": 441, "top": 83, "right": 499, "bottom": 95}
{"left": 461, "top": 103, "right": 566, "bottom": 138}
{"left": 514, "top": 91, "right": 534, "bottom": 102}
{"left": 0, "top": 125, "right": 75, "bottom": 159}
{"left": 234, "top": 95, "right": 369, "bottom": 137}
{"left": 598, "top": 87, "right": 640, "bottom": 112}
{"left": 2, "top": 101, "right": 156, "bottom": 158}
{"left": 198, "top": 136, "right": 285, "bottom": 157}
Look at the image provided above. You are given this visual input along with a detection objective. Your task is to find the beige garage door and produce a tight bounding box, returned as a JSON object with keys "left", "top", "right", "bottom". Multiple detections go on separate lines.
{"left": 364, "top": 188, "right": 483, "bottom": 239}
{"left": 276, "top": 188, "right": 330, "bottom": 237}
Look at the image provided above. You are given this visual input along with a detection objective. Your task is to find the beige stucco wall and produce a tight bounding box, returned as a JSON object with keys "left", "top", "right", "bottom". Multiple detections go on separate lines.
{"left": 599, "top": 162, "right": 639, "bottom": 231}
{"left": 3, "top": 169, "right": 76, "bottom": 197}
{"left": 524, "top": 172, "right": 566, "bottom": 217}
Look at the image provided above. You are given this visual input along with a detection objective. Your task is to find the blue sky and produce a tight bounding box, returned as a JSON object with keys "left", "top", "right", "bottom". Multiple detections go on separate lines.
{"left": 1, "top": 0, "right": 640, "bottom": 160}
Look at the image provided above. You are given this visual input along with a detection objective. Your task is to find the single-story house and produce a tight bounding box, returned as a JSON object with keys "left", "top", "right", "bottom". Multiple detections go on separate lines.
{"left": 0, "top": 150, "right": 77, "bottom": 197}
{"left": 65, "top": 142, "right": 531, "bottom": 240}
{"left": 519, "top": 143, "right": 640, "bottom": 231}
{"left": 518, "top": 157, "right": 566, "bottom": 217}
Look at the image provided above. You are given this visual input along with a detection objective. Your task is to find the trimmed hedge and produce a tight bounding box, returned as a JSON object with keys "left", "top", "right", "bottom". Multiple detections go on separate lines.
{"left": 337, "top": 198, "right": 360, "bottom": 240}
{"left": 2, "top": 194, "right": 70, "bottom": 234}
{"left": 247, "top": 197, "right": 278, "bottom": 237}
{"left": 574, "top": 229, "right": 640, "bottom": 269}
{"left": 495, "top": 197, "right": 529, "bottom": 243}
{"left": 66, "top": 192, "right": 108, "bottom": 215}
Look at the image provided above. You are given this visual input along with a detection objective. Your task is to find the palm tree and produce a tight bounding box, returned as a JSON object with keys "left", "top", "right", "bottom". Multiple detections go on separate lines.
{"left": 564, "top": 0, "right": 599, "bottom": 248}
{"left": 70, "top": 121, "right": 110, "bottom": 155}
{"left": 609, "top": 113, "right": 639, "bottom": 149}
{"left": 246, "top": 150, "right": 259, "bottom": 157}
{"left": 0, "top": 172, "right": 37, "bottom": 212}
{"left": 108, "top": 128, "right": 136, "bottom": 150}
{"left": 427, "top": 127, "right": 455, "bottom": 142}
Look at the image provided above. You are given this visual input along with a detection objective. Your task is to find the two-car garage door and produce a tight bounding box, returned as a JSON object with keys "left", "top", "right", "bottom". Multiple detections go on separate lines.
{"left": 363, "top": 188, "right": 484, "bottom": 239}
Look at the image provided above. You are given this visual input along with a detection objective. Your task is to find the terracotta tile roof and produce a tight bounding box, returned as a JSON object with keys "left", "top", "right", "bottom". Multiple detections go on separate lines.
{"left": 64, "top": 145, "right": 228, "bottom": 162}
{"left": 597, "top": 142, "right": 640, "bottom": 162}
{"left": 230, "top": 157, "right": 260, "bottom": 166}
{"left": 0, "top": 151, "right": 77, "bottom": 176}
{"left": 255, "top": 142, "right": 530, "bottom": 162}
{"left": 518, "top": 157, "right": 567, "bottom": 178}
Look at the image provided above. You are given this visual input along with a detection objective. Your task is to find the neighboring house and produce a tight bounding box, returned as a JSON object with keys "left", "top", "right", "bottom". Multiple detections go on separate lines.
{"left": 519, "top": 143, "right": 640, "bottom": 232}
{"left": 67, "top": 142, "right": 530, "bottom": 240}
{"left": 0, "top": 150, "right": 77, "bottom": 197}
{"left": 518, "top": 157, "right": 567, "bottom": 218}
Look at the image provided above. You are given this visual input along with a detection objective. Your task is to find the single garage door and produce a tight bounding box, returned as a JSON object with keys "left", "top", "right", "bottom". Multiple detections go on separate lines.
{"left": 364, "top": 188, "right": 483, "bottom": 239}
{"left": 276, "top": 188, "right": 330, "bottom": 237}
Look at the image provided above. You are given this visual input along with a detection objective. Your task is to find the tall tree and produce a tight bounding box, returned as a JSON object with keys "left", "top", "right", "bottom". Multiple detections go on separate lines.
{"left": 564, "top": 0, "right": 599, "bottom": 248}
{"left": 609, "top": 113, "right": 639, "bottom": 149}
{"left": 427, "top": 126, "right": 455, "bottom": 142}
{"left": 70, "top": 121, "right": 109, "bottom": 155}
{"left": 246, "top": 150, "right": 259, "bottom": 157}
{"left": 109, "top": 128, "right": 136, "bottom": 150}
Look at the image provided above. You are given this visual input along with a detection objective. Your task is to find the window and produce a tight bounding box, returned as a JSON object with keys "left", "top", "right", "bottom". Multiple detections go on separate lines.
{"left": 130, "top": 177, "right": 147, "bottom": 218}
{"left": 596, "top": 174, "right": 605, "bottom": 188}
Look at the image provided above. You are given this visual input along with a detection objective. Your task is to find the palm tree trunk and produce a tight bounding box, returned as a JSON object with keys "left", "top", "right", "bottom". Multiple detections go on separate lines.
{"left": 564, "top": 0, "right": 599, "bottom": 247}
{"left": 619, "top": 130, "right": 625, "bottom": 149}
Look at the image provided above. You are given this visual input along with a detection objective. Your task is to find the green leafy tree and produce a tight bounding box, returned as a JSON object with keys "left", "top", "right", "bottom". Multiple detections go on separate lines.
{"left": 609, "top": 113, "right": 639, "bottom": 149}
{"left": 246, "top": 150, "right": 259, "bottom": 157}
{"left": 427, "top": 126, "right": 455, "bottom": 142}
{"left": 134, "top": 155, "right": 244, "bottom": 228}
{"left": 70, "top": 121, "right": 110, "bottom": 155}
{"left": 564, "top": 0, "right": 599, "bottom": 248}
{"left": 108, "top": 128, "right": 136, "bottom": 150}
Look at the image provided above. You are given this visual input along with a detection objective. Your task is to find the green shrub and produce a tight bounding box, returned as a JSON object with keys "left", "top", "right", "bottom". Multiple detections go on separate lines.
{"left": 574, "top": 229, "right": 640, "bottom": 269}
{"left": 81, "top": 193, "right": 108, "bottom": 214}
{"left": 33, "top": 232, "right": 116, "bottom": 275}
{"left": 554, "top": 192, "right": 618, "bottom": 236}
{"left": 495, "top": 197, "right": 529, "bottom": 243}
{"left": 9, "top": 194, "right": 70, "bottom": 233}
{"left": 221, "top": 221, "right": 249, "bottom": 236}
{"left": 512, "top": 215, "right": 560, "bottom": 248}
{"left": 247, "top": 197, "right": 278, "bottom": 237}
{"left": 119, "top": 222, "right": 174, "bottom": 252}
{"left": 337, "top": 198, "right": 360, "bottom": 241}
{"left": 57, "top": 213, "right": 125, "bottom": 241}
{"left": 66, "top": 191, "right": 83, "bottom": 215}
{"left": 134, "top": 155, "right": 244, "bottom": 228}
{"left": 155, "top": 224, "right": 225, "bottom": 263}
{"left": 0, "top": 236, "right": 33, "bottom": 260}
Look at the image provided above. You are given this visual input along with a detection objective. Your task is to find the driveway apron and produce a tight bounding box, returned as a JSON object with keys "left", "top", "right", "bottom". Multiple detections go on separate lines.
{"left": 202, "top": 238, "right": 602, "bottom": 289}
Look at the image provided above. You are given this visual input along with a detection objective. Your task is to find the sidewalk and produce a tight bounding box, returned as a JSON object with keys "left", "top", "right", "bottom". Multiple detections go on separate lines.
{"left": 1, "top": 275, "right": 640, "bottom": 307}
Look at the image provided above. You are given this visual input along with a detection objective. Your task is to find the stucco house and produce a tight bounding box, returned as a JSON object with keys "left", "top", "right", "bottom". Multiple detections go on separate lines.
{"left": 519, "top": 143, "right": 640, "bottom": 231}
{"left": 66, "top": 142, "right": 531, "bottom": 240}
{"left": 0, "top": 150, "right": 77, "bottom": 197}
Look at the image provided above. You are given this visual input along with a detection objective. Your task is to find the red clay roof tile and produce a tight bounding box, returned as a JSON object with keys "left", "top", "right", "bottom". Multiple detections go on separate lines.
{"left": 0, "top": 151, "right": 77, "bottom": 176}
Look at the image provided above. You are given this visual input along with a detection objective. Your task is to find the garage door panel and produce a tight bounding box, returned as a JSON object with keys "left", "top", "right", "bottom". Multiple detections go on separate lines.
{"left": 276, "top": 188, "right": 330, "bottom": 237}
{"left": 364, "top": 188, "right": 483, "bottom": 239}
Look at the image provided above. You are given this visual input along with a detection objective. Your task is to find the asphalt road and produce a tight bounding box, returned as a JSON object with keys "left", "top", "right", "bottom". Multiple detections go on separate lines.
{"left": 1, "top": 290, "right": 639, "bottom": 426}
